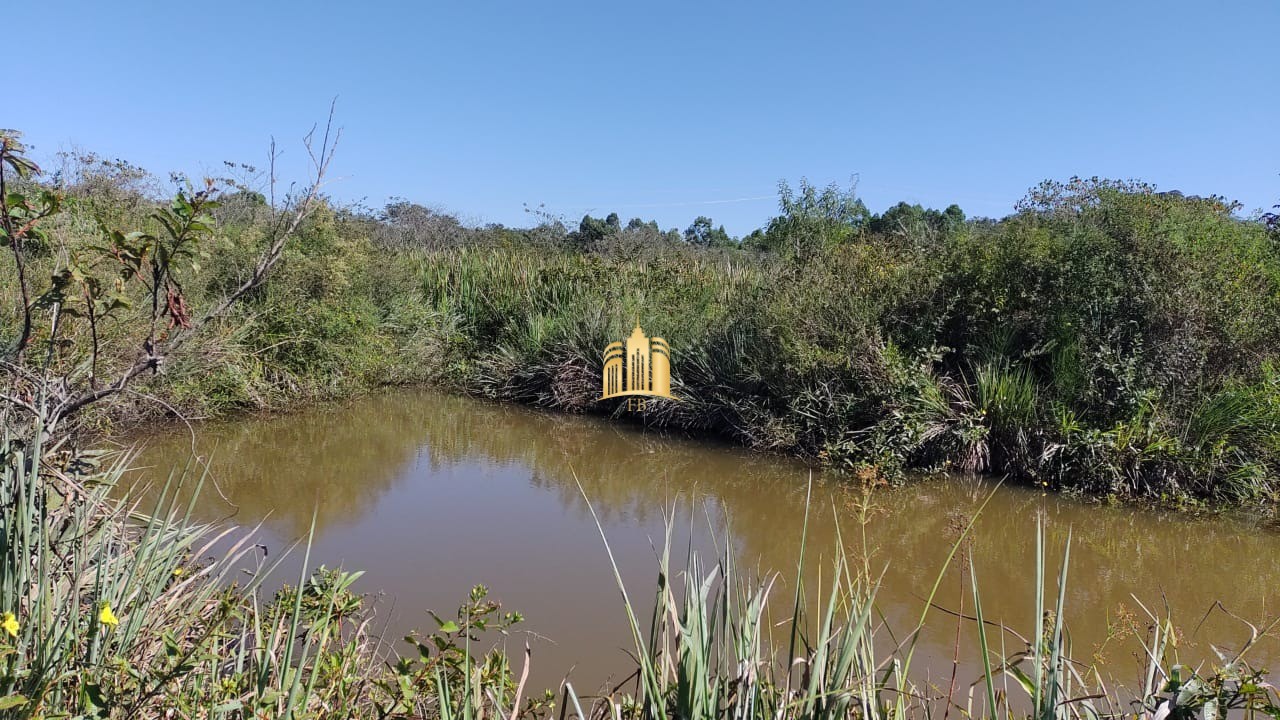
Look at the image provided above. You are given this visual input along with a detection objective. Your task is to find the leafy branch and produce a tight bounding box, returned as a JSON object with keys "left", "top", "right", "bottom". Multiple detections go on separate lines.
{"left": 0, "top": 103, "right": 341, "bottom": 440}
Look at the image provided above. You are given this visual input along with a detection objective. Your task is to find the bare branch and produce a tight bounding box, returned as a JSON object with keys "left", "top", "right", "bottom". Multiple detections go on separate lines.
{"left": 0, "top": 393, "right": 38, "bottom": 417}
{"left": 195, "top": 99, "right": 340, "bottom": 329}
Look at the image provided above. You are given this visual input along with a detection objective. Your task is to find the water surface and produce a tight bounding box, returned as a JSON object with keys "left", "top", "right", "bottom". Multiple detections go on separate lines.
{"left": 124, "top": 389, "right": 1280, "bottom": 693}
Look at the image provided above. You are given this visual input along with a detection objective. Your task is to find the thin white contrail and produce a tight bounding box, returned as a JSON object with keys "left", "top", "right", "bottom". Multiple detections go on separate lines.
{"left": 568, "top": 195, "right": 776, "bottom": 211}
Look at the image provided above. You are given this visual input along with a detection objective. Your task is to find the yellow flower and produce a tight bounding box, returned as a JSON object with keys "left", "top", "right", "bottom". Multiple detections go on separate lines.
{"left": 1, "top": 612, "right": 17, "bottom": 638}
{"left": 98, "top": 603, "right": 119, "bottom": 628}
{"left": 172, "top": 566, "right": 185, "bottom": 577}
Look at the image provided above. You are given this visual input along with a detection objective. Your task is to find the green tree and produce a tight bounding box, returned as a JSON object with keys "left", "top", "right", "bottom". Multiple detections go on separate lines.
{"left": 1263, "top": 184, "right": 1278, "bottom": 236}
{"left": 575, "top": 214, "right": 611, "bottom": 247}
{"left": 741, "top": 228, "right": 768, "bottom": 251}
{"left": 762, "top": 178, "right": 870, "bottom": 260}
{"left": 868, "top": 202, "right": 965, "bottom": 237}
{"left": 684, "top": 216, "right": 732, "bottom": 247}
{"left": 378, "top": 199, "right": 466, "bottom": 248}
{"left": 626, "top": 217, "right": 659, "bottom": 232}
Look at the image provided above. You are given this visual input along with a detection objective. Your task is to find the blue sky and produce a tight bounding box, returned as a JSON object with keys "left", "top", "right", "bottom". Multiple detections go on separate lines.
{"left": 13, "top": 1, "right": 1279, "bottom": 235}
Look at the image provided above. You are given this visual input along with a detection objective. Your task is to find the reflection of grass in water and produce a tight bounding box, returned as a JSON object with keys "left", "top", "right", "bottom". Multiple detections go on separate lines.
{"left": 3, "top": 433, "right": 385, "bottom": 717}
{"left": 122, "top": 391, "right": 444, "bottom": 536}
{"left": 127, "top": 388, "right": 831, "bottom": 533}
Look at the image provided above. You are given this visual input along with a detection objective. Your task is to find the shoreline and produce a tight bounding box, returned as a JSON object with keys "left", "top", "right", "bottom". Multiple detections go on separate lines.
{"left": 112, "top": 380, "right": 1280, "bottom": 518}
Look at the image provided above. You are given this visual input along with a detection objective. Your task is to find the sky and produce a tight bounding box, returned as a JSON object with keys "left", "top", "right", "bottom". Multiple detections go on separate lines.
{"left": 12, "top": 0, "right": 1280, "bottom": 236}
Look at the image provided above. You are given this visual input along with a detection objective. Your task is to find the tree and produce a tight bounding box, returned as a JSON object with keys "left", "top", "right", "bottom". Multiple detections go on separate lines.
{"left": 942, "top": 203, "right": 966, "bottom": 229}
{"left": 626, "top": 217, "right": 658, "bottom": 232}
{"left": 575, "top": 214, "right": 611, "bottom": 247}
{"left": 763, "top": 178, "right": 870, "bottom": 260}
{"left": 1264, "top": 182, "right": 1279, "bottom": 235}
{"left": 378, "top": 199, "right": 466, "bottom": 248}
{"left": 1015, "top": 176, "right": 1157, "bottom": 215}
{"left": 741, "top": 228, "right": 769, "bottom": 252}
{"left": 869, "top": 202, "right": 926, "bottom": 235}
{"left": 867, "top": 202, "right": 966, "bottom": 239}
{"left": 684, "top": 216, "right": 732, "bottom": 247}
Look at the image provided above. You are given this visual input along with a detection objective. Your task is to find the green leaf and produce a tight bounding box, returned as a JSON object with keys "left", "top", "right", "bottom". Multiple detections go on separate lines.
{"left": 84, "top": 682, "right": 107, "bottom": 709}
{"left": 1005, "top": 664, "right": 1037, "bottom": 698}
{"left": 0, "top": 695, "right": 27, "bottom": 709}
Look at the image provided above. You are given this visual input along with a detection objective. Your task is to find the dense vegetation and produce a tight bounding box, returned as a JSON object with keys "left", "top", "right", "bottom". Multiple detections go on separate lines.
{"left": 407, "top": 182, "right": 1280, "bottom": 506}
{"left": 11, "top": 144, "right": 1276, "bottom": 505}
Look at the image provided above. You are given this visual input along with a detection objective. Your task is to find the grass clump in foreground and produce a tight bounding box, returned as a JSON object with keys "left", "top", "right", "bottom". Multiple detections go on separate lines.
{"left": 0, "top": 432, "right": 375, "bottom": 716}
{"left": 1, "top": 443, "right": 1277, "bottom": 720}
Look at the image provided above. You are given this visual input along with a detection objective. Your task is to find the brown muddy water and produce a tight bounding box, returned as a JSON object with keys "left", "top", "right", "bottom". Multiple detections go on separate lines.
{"left": 121, "top": 388, "right": 1280, "bottom": 695}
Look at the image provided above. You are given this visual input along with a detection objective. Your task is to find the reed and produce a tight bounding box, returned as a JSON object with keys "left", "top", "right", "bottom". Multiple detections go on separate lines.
{"left": 0, "top": 428, "right": 380, "bottom": 717}
{"left": 563, "top": 481, "right": 1279, "bottom": 720}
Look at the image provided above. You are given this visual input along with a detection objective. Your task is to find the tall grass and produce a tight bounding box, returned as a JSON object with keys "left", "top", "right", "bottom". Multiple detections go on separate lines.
{"left": 564, "top": 480, "right": 1279, "bottom": 720}
{"left": 403, "top": 228, "right": 1280, "bottom": 504}
{"left": 0, "top": 428, "right": 382, "bottom": 717}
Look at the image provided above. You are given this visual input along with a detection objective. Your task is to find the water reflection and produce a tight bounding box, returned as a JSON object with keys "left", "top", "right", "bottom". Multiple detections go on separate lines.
{"left": 123, "top": 389, "right": 1280, "bottom": 692}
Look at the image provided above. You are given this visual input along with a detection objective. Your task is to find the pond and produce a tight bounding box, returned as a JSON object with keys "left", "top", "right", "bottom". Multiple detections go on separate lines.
{"left": 123, "top": 388, "right": 1280, "bottom": 694}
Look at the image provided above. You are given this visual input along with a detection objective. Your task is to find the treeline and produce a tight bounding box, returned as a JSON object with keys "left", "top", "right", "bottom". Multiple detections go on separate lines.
{"left": 6, "top": 146, "right": 1280, "bottom": 505}
{"left": 364, "top": 179, "right": 970, "bottom": 254}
